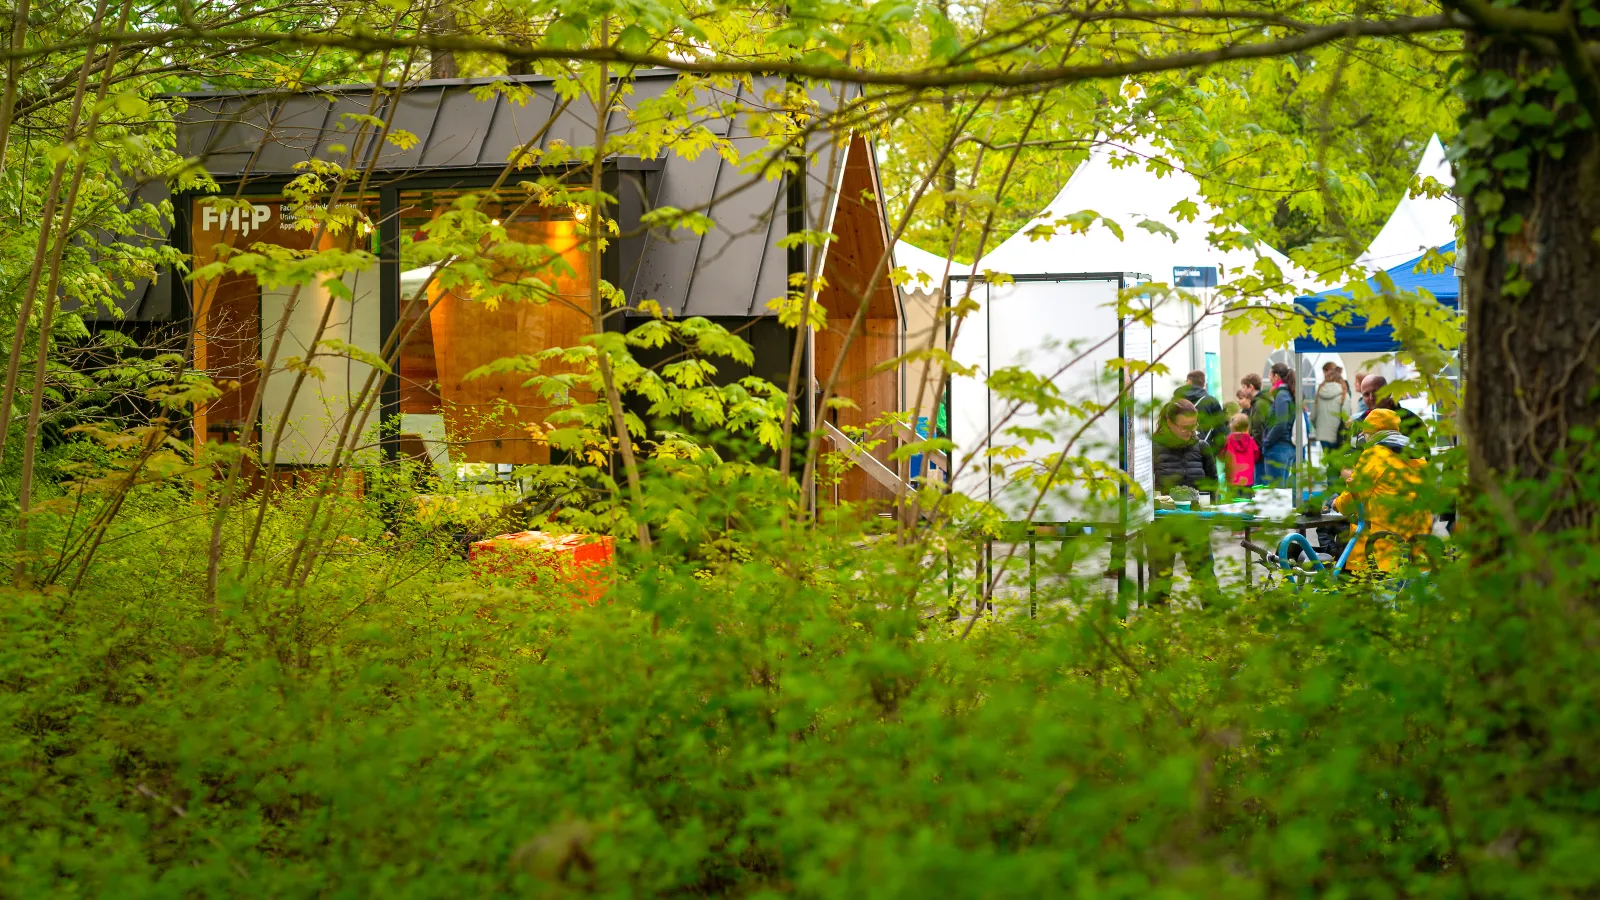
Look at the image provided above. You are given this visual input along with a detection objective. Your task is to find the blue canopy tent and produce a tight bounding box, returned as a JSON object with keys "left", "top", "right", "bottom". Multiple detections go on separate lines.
{"left": 1293, "top": 241, "right": 1461, "bottom": 353}
{"left": 1285, "top": 242, "right": 1461, "bottom": 480}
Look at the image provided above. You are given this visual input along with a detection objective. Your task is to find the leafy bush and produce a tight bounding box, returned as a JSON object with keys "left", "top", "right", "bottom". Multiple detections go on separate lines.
{"left": 3, "top": 472, "right": 1598, "bottom": 897}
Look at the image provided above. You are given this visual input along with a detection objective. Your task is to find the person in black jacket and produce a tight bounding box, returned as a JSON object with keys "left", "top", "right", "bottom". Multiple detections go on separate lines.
{"left": 1175, "top": 370, "right": 1226, "bottom": 455}
{"left": 1153, "top": 398, "right": 1216, "bottom": 492}
{"left": 1147, "top": 399, "right": 1217, "bottom": 605}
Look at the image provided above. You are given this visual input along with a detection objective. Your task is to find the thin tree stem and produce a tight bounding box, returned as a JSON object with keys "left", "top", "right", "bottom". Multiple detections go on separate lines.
{"left": 13, "top": 0, "right": 128, "bottom": 583}
{"left": 0, "top": 0, "right": 30, "bottom": 173}
{"left": 589, "top": 16, "right": 652, "bottom": 549}
{"left": 0, "top": 0, "right": 107, "bottom": 472}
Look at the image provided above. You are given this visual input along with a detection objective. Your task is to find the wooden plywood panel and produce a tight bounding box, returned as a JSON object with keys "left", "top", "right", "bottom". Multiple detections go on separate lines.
{"left": 811, "top": 134, "right": 902, "bottom": 506}
{"left": 428, "top": 217, "right": 593, "bottom": 464}
{"left": 815, "top": 316, "right": 900, "bottom": 505}
{"left": 816, "top": 135, "right": 898, "bottom": 322}
{"left": 198, "top": 274, "right": 260, "bottom": 440}
{"left": 397, "top": 302, "right": 440, "bottom": 414}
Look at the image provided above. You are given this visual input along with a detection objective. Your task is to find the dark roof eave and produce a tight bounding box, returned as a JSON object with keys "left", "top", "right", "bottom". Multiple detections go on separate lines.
{"left": 163, "top": 67, "right": 686, "bottom": 100}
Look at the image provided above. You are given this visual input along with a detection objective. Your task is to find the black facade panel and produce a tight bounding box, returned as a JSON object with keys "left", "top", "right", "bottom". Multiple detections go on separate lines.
{"left": 629, "top": 130, "right": 723, "bottom": 315}
{"left": 418, "top": 87, "right": 495, "bottom": 168}
{"left": 476, "top": 87, "right": 557, "bottom": 167}
{"left": 203, "top": 94, "right": 277, "bottom": 161}
{"left": 681, "top": 82, "right": 787, "bottom": 317}
{"left": 141, "top": 73, "right": 861, "bottom": 331}
{"left": 313, "top": 91, "right": 393, "bottom": 167}
{"left": 175, "top": 96, "right": 226, "bottom": 160}
{"left": 254, "top": 93, "right": 335, "bottom": 172}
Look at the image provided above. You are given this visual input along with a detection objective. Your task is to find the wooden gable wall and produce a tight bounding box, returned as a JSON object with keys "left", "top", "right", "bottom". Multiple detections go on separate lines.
{"left": 813, "top": 135, "right": 904, "bottom": 507}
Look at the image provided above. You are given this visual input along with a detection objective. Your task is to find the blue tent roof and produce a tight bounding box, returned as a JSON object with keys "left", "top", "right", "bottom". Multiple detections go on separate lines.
{"left": 1293, "top": 241, "right": 1460, "bottom": 352}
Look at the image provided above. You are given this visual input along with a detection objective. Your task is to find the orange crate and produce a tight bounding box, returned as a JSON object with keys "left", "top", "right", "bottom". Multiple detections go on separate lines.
{"left": 469, "top": 532, "right": 615, "bottom": 605}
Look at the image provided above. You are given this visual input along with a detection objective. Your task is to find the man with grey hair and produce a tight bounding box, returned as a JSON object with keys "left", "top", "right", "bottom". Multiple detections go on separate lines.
{"left": 1355, "top": 374, "right": 1429, "bottom": 457}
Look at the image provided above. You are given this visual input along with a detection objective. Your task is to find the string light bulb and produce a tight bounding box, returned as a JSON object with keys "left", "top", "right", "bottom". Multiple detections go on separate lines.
{"left": 573, "top": 206, "right": 589, "bottom": 223}
{"left": 490, "top": 218, "right": 501, "bottom": 227}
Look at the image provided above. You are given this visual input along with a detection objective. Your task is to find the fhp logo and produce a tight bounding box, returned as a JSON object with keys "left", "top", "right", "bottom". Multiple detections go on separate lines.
{"left": 200, "top": 203, "right": 272, "bottom": 235}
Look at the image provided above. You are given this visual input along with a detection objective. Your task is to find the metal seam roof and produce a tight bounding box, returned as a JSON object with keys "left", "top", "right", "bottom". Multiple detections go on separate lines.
{"left": 92, "top": 73, "right": 865, "bottom": 322}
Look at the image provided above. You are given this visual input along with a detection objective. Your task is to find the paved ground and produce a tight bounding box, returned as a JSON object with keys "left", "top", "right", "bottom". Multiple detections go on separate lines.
{"left": 960, "top": 516, "right": 1453, "bottom": 618}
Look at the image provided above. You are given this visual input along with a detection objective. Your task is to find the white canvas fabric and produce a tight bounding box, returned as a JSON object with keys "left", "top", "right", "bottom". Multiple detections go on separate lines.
{"left": 893, "top": 240, "right": 960, "bottom": 292}
{"left": 977, "top": 138, "right": 1315, "bottom": 291}
{"left": 1356, "top": 134, "right": 1459, "bottom": 272}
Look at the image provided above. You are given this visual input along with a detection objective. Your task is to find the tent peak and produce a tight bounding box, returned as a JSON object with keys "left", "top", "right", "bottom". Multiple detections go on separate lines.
{"left": 1356, "top": 133, "right": 1458, "bottom": 271}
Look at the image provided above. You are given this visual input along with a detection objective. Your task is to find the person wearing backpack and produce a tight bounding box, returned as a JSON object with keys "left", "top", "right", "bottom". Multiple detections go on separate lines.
{"left": 1174, "top": 370, "right": 1226, "bottom": 454}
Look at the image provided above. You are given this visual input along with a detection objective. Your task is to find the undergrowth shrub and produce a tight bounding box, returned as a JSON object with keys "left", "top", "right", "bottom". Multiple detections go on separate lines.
{"left": 2, "top": 472, "right": 1599, "bottom": 897}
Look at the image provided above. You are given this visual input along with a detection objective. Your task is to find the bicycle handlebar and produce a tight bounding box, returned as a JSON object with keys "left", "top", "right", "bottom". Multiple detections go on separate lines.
{"left": 1240, "top": 540, "right": 1274, "bottom": 559}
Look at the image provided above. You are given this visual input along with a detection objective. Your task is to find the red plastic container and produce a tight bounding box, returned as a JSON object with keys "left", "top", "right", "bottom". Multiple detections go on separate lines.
{"left": 469, "top": 531, "right": 615, "bottom": 605}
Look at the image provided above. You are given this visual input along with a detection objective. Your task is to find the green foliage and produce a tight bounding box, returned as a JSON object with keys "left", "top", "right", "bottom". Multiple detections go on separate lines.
{"left": 2, "top": 0, "right": 1584, "bottom": 894}
{"left": 2, "top": 473, "right": 1599, "bottom": 894}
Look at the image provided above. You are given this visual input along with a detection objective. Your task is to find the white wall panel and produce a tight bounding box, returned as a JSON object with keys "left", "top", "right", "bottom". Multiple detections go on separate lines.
{"left": 261, "top": 264, "right": 382, "bottom": 465}
{"left": 949, "top": 275, "right": 1153, "bottom": 527}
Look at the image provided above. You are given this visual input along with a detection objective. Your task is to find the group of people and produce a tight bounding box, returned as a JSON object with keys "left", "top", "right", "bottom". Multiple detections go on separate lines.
{"left": 1163, "top": 364, "right": 1300, "bottom": 494}
{"left": 1145, "top": 364, "right": 1436, "bottom": 603}
{"left": 1310, "top": 362, "right": 1429, "bottom": 457}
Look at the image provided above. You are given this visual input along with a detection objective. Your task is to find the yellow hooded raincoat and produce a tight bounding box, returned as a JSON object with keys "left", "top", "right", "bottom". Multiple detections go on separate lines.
{"left": 1332, "top": 408, "right": 1431, "bottom": 572}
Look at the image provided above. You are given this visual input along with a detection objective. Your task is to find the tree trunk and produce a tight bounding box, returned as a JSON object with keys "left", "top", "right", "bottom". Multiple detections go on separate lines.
{"left": 1462, "top": 36, "right": 1600, "bottom": 535}
{"left": 428, "top": 1, "right": 458, "bottom": 79}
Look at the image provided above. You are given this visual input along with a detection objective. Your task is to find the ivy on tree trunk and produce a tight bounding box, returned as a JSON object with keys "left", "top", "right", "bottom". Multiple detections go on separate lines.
{"left": 1459, "top": 25, "right": 1600, "bottom": 535}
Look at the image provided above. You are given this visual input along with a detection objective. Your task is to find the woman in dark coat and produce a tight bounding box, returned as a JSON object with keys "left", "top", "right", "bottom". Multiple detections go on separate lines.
{"left": 1261, "top": 362, "right": 1298, "bottom": 485}
{"left": 1146, "top": 399, "right": 1218, "bottom": 604}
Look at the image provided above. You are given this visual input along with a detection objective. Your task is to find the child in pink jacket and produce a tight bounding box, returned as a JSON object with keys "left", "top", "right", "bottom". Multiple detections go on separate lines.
{"left": 1220, "top": 413, "right": 1260, "bottom": 487}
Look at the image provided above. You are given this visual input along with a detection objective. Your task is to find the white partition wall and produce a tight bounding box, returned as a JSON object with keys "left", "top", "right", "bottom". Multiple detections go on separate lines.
{"left": 260, "top": 265, "right": 383, "bottom": 465}
{"left": 1148, "top": 286, "right": 1201, "bottom": 400}
{"left": 947, "top": 274, "right": 1154, "bottom": 527}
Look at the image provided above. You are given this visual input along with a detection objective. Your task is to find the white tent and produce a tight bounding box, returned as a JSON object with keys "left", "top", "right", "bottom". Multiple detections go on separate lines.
{"left": 891, "top": 240, "right": 958, "bottom": 430}
{"left": 1356, "top": 134, "right": 1458, "bottom": 272}
{"left": 1348, "top": 134, "right": 1461, "bottom": 436}
{"left": 892, "top": 239, "right": 956, "bottom": 291}
{"left": 976, "top": 138, "right": 1313, "bottom": 400}
{"left": 979, "top": 138, "right": 1312, "bottom": 290}
{"left": 944, "top": 138, "right": 1325, "bottom": 524}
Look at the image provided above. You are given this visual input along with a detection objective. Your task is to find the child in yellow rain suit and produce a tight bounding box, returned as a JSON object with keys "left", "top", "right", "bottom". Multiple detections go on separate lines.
{"left": 1332, "top": 408, "right": 1432, "bottom": 573}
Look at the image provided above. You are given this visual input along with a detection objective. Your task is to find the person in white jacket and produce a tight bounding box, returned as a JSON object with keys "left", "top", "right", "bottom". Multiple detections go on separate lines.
{"left": 1311, "top": 362, "right": 1349, "bottom": 453}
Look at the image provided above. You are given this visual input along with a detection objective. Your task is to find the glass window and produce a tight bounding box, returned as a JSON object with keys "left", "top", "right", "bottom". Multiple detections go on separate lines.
{"left": 188, "top": 188, "right": 594, "bottom": 475}
{"left": 396, "top": 191, "right": 593, "bottom": 468}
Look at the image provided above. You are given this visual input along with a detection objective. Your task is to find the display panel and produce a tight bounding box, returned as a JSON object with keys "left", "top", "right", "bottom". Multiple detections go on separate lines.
{"left": 190, "top": 196, "right": 381, "bottom": 466}
{"left": 948, "top": 275, "right": 1154, "bottom": 527}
